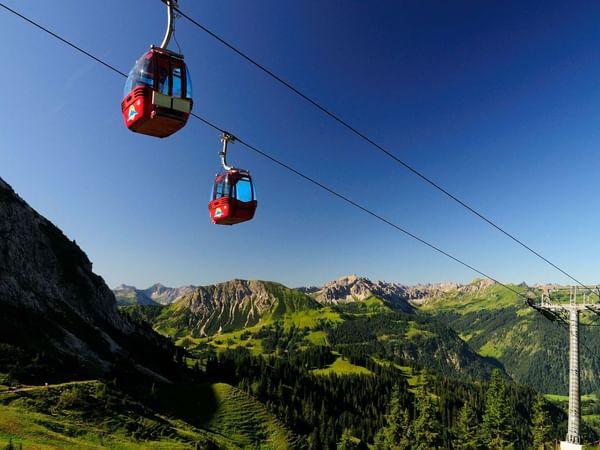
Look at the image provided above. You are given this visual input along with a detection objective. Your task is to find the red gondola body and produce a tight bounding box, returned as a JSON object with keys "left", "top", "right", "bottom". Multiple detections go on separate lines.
{"left": 121, "top": 47, "right": 193, "bottom": 138}
{"left": 209, "top": 169, "right": 257, "bottom": 225}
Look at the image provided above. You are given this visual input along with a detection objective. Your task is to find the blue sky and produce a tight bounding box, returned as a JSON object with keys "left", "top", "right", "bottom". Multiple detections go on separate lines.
{"left": 2, "top": 0, "right": 600, "bottom": 289}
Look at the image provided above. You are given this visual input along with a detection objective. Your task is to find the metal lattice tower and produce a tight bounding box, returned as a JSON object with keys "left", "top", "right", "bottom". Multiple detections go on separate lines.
{"left": 531, "top": 286, "right": 600, "bottom": 449}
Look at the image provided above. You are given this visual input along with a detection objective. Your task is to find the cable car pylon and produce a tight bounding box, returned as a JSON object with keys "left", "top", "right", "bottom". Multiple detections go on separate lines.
{"left": 532, "top": 287, "right": 600, "bottom": 450}
{"left": 208, "top": 133, "right": 257, "bottom": 225}
{"left": 121, "top": 0, "right": 193, "bottom": 138}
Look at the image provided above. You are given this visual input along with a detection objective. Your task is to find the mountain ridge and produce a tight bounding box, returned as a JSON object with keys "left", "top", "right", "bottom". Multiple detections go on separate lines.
{"left": 123, "top": 275, "right": 581, "bottom": 308}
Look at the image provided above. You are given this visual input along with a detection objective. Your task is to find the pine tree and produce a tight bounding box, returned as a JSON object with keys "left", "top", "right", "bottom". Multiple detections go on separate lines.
{"left": 307, "top": 427, "right": 321, "bottom": 450}
{"left": 454, "top": 400, "right": 481, "bottom": 450}
{"left": 530, "top": 395, "right": 551, "bottom": 450}
{"left": 337, "top": 428, "right": 359, "bottom": 449}
{"left": 412, "top": 383, "right": 442, "bottom": 450}
{"left": 373, "top": 383, "right": 411, "bottom": 450}
{"left": 481, "top": 370, "right": 514, "bottom": 449}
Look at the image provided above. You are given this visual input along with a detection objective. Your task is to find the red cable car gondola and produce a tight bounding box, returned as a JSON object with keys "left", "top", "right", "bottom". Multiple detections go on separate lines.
{"left": 121, "top": 1, "right": 192, "bottom": 138}
{"left": 208, "top": 134, "right": 257, "bottom": 225}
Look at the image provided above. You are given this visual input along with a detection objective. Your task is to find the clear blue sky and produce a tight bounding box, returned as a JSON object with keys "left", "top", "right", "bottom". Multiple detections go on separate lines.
{"left": 2, "top": 0, "right": 600, "bottom": 289}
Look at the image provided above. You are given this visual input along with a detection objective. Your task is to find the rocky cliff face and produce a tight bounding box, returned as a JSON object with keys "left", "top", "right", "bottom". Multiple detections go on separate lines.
{"left": 0, "top": 178, "right": 129, "bottom": 330}
{"left": 155, "top": 280, "right": 319, "bottom": 337}
{"left": 0, "top": 177, "right": 178, "bottom": 382}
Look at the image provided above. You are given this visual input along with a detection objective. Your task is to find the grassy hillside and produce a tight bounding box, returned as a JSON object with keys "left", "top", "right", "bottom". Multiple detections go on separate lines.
{"left": 0, "top": 378, "right": 295, "bottom": 449}
{"left": 311, "top": 356, "right": 373, "bottom": 376}
{"left": 264, "top": 282, "right": 322, "bottom": 317}
{"left": 325, "top": 306, "right": 504, "bottom": 380}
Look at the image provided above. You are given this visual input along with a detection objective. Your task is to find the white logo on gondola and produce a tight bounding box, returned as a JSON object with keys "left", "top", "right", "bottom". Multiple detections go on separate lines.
{"left": 215, "top": 207, "right": 223, "bottom": 217}
{"left": 128, "top": 105, "right": 138, "bottom": 121}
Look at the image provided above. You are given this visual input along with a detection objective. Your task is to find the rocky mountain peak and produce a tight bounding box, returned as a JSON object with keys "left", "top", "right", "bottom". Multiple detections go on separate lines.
{"left": 320, "top": 274, "right": 379, "bottom": 300}
{"left": 299, "top": 275, "right": 521, "bottom": 308}
{"left": 309, "top": 274, "right": 413, "bottom": 312}
{"left": 334, "top": 274, "right": 362, "bottom": 284}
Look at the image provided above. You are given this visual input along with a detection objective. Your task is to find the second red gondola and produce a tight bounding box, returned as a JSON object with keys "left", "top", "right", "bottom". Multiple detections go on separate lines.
{"left": 208, "top": 133, "right": 257, "bottom": 225}
{"left": 209, "top": 169, "right": 257, "bottom": 225}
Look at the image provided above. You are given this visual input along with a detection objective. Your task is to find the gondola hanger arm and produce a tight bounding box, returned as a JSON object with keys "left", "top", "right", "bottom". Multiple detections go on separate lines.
{"left": 220, "top": 132, "right": 236, "bottom": 171}
{"left": 160, "top": 0, "right": 177, "bottom": 50}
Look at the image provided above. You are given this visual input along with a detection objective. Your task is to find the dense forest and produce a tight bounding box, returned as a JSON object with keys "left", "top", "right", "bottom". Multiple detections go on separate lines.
{"left": 201, "top": 346, "right": 587, "bottom": 449}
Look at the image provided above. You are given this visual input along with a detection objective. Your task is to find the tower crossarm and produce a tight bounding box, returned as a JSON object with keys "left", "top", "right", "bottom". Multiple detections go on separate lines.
{"left": 541, "top": 304, "right": 591, "bottom": 312}
{"left": 584, "top": 304, "right": 600, "bottom": 315}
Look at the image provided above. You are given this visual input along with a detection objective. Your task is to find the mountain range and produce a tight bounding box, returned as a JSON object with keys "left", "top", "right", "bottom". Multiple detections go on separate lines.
{"left": 118, "top": 277, "right": 506, "bottom": 382}
{"left": 114, "top": 274, "right": 492, "bottom": 308}
{"left": 115, "top": 274, "right": 539, "bottom": 309}
{"left": 116, "top": 273, "right": 600, "bottom": 395}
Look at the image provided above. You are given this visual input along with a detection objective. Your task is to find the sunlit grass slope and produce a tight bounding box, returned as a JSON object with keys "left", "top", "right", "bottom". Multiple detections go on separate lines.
{"left": 207, "top": 383, "right": 295, "bottom": 449}
{"left": 0, "top": 379, "right": 294, "bottom": 449}
{"left": 311, "top": 356, "right": 373, "bottom": 376}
